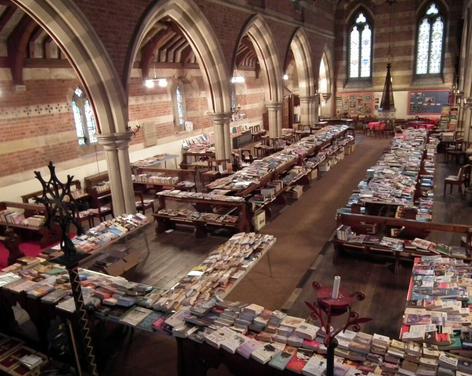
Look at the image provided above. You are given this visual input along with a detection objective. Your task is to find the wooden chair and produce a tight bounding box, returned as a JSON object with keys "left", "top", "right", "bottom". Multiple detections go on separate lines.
{"left": 444, "top": 166, "right": 468, "bottom": 195}
{"left": 445, "top": 139, "right": 465, "bottom": 164}
{"left": 240, "top": 149, "right": 253, "bottom": 164}
{"left": 135, "top": 192, "right": 155, "bottom": 214}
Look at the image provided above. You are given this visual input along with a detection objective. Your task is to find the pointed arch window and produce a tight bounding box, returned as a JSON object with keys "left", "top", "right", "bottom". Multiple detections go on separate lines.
{"left": 174, "top": 85, "right": 186, "bottom": 129}
{"left": 415, "top": 2, "right": 446, "bottom": 76}
{"left": 348, "top": 11, "right": 373, "bottom": 80}
{"left": 72, "top": 88, "right": 98, "bottom": 146}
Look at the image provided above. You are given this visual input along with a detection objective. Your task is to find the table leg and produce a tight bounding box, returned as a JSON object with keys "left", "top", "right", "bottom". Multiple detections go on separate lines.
{"left": 266, "top": 251, "right": 273, "bottom": 277}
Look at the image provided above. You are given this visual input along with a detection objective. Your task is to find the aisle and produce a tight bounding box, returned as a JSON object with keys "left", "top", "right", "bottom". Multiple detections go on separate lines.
{"left": 226, "top": 135, "right": 391, "bottom": 309}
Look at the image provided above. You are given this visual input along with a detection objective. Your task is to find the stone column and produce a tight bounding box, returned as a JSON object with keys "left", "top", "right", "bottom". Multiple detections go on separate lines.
{"left": 299, "top": 96, "right": 312, "bottom": 126}
{"left": 313, "top": 94, "right": 320, "bottom": 123}
{"left": 98, "top": 132, "right": 135, "bottom": 216}
{"left": 211, "top": 113, "right": 232, "bottom": 161}
{"left": 115, "top": 133, "right": 136, "bottom": 214}
{"left": 266, "top": 102, "right": 283, "bottom": 138}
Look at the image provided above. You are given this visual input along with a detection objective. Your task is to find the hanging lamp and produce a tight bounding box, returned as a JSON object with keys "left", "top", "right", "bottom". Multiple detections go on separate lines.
{"left": 379, "top": 0, "right": 396, "bottom": 119}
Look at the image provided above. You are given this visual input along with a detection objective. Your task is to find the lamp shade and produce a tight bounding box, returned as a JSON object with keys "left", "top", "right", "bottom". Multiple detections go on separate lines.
{"left": 379, "top": 63, "right": 395, "bottom": 113}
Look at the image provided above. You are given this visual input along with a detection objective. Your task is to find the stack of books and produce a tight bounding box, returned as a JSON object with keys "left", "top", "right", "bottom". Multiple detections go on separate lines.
{"left": 0, "top": 333, "right": 48, "bottom": 375}
{"left": 344, "top": 129, "right": 438, "bottom": 221}
{"left": 206, "top": 125, "right": 350, "bottom": 193}
{"left": 152, "top": 232, "right": 276, "bottom": 312}
{"left": 335, "top": 225, "right": 468, "bottom": 259}
{"left": 132, "top": 173, "right": 179, "bottom": 186}
{"left": 401, "top": 255, "right": 472, "bottom": 351}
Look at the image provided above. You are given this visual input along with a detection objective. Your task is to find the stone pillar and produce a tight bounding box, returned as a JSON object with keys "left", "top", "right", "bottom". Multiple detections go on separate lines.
{"left": 299, "top": 96, "right": 312, "bottom": 126}
{"left": 266, "top": 102, "right": 283, "bottom": 138}
{"left": 211, "top": 113, "right": 232, "bottom": 161}
{"left": 313, "top": 94, "right": 320, "bottom": 123}
{"left": 98, "top": 132, "right": 135, "bottom": 216}
{"left": 115, "top": 133, "right": 136, "bottom": 214}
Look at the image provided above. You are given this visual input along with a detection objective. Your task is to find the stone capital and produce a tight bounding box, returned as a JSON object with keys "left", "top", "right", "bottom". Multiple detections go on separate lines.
{"left": 266, "top": 101, "right": 283, "bottom": 110}
{"left": 210, "top": 112, "right": 232, "bottom": 125}
{"left": 98, "top": 131, "right": 132, "bottom": 151}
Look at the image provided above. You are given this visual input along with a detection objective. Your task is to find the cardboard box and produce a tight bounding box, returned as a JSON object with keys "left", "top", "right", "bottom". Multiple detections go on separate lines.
{"left": 288, "top": 185, "right": 304, "bottom": 200}
{"left": 253, "top": 210, "right": 266, "bottom": 231}
{"left": 308, "top": 168, "right": 318, "bottom": 180}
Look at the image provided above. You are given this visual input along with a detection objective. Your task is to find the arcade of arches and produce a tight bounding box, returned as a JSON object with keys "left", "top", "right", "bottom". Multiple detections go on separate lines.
{"left": 1, "top": 0, "right": 472, "bottom": 375}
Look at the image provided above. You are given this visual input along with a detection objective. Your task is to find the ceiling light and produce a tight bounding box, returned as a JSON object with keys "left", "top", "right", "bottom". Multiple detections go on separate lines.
{"left": 231, "top": 76, "right": 245, "bottom": 84}
{"left": 157, "top": 78, "right": 168, "bottom": 88}
{"left": 144, "top": 79, "right": 155, "bottom": 89}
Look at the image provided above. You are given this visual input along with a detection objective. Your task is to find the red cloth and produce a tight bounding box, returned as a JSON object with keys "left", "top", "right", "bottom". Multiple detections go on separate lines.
{"left": 368, "top": 121, "right": 386, "bottom": 131}
{"left": 0, "top": 241, "right": 43, "bottom": 269}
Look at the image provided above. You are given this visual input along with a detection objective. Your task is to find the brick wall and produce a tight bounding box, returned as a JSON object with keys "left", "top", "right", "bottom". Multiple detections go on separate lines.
{"left": 334, "top": 0, "right": 462, "bottom": 118}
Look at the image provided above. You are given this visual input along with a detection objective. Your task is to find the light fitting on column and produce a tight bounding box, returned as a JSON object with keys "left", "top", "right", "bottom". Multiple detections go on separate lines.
{"left": 283, "top": 74, "right": 289, "bottom": 81}
{"left": 231, "top": 76, "right": 245, "bottom": 84}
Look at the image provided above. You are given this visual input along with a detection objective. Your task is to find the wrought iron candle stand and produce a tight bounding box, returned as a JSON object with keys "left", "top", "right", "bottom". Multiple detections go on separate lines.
{"left": 34, "top": 162, "right": 98, "bottom": 376}
{"left": 305, "top": 282, "right": 371, "bottom": 376}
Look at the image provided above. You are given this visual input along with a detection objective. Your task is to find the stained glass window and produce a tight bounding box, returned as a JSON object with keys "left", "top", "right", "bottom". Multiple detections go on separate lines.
{"left": 349, "top": 12, "right": 372, "bottom": 79}
{"left": 175, "top": 86, "right": 185, "bottom": 128}
{"left": 416, "top": 2, "right": 445, "bottom": 75}
{"left": 72, "top": 88, "right": 98, "bottom": 146}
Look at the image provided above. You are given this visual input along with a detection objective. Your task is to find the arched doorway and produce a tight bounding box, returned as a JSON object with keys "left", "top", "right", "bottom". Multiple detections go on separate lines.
{"left": 233, "top": 15, "right": 284, "bottom": 138}
{"left": 126, "top": 0, "right": 232, "bottom": 160}
{"left": 9, "top": 0, "right": 134, "bottom": 214}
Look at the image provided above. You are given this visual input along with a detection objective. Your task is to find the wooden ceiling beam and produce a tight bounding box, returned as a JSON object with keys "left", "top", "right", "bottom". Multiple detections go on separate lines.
{"left": 7, "top": 14, "right": 36, "bottom": 85}
{"left": 0, "top": 5, "right": 16, "bottom": 34}
{"left": 140, "top": 27, "right": 172, "bottom": 78}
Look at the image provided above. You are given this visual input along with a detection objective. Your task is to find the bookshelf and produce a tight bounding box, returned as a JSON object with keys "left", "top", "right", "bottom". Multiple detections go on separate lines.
{"left": 154, "top": 191, "right": 251, "bottom": 236}
{"left": 0, "top": 201, "right": 60, "bottom": 247}
{"left": 334, "top": 212, "right": 472, "bottom": 263}
{"left": 132, "top": 167, "right": 197, "bottom": 193}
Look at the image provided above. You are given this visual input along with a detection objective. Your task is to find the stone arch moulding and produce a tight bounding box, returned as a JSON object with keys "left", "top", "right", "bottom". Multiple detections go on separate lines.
{"left": 125, "top": 0, "right": 232, "bottom": 115}
{"left": 11, "top": 0, "right": 134, "bottom": 215}
{"left": 319, "top": 45, "right": 336, "bottom": 118}
{"left": 234, "top": 14, "right": 283, "bottom": 137}
{"left": 287, "top": 28, "right": 317, "bottom": 126}
{"left": 289, "top": 28, "right": 316, "bottom": 98}
{"left": 234, "top": 14, "right": 284, "bottom": 105}
{"left": 320, "top": 45, "right": 335, "bottom": 96}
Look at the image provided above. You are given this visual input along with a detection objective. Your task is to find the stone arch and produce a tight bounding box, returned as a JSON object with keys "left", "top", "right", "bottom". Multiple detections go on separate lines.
{"left": 12, "top": 0, "right": 127, "bottom": 135}
{"left": 126, "top": 0, "right": 231, "bottom": 114}
{"left": 288, "top": 28, "right": 316, "bottom": 126}
{"left": 318, "top": 45, "right": 335, "bottom": 117}
{"left": 125, "top": 0, "right": 232, "bottom": 159}
{"left": 11, "top": 0, "right": 135, "bottom": 215}
{"left": 235, "top": 15, "right": 284, "bottom": 137}
{"left": 289, "top": 28, "right": 316, "bottom": 98}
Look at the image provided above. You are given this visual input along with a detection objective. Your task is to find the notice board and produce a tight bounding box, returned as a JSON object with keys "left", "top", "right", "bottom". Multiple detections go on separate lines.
{"left": 408, "top": 90, "right": 450, "bottom": 115}
{"left": 335, "top": 93, "right": 374, "bottom": 116}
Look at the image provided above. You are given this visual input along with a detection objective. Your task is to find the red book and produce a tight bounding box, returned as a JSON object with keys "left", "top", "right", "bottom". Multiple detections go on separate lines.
{"left": 286, "top": 352, "right": 310, "bottom": 374}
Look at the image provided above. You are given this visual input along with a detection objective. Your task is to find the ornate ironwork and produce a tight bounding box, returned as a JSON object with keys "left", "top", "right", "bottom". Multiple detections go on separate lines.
{"left": 34, "top": 161, "right": 98, "bottom": 376}
{"left": 305, "top": 281, "right": 371, "bottom": 376}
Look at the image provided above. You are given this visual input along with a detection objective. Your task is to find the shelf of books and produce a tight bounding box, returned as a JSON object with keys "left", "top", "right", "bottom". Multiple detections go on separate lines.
{"left": 400, "top": 255, "right": 472, "bottom": 360}
{"left": 154, "top": 125, "right": 354, "bottom": 235}
{"left": 332, "top": 128, "right": 461, "bottom": 262}
{"left": 0, "top": 333, "right": 48, "bottom": 375}
{"left": 37, "top": 213, "right": 151, "bottom": 275}
{"left": 154, "top": 191, "right": 251, "bottom": 235}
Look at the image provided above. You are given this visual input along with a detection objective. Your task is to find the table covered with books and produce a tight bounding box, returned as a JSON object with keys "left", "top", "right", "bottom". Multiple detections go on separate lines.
{"left": 2, "top": 226, "right": 472, "bottom": 375}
